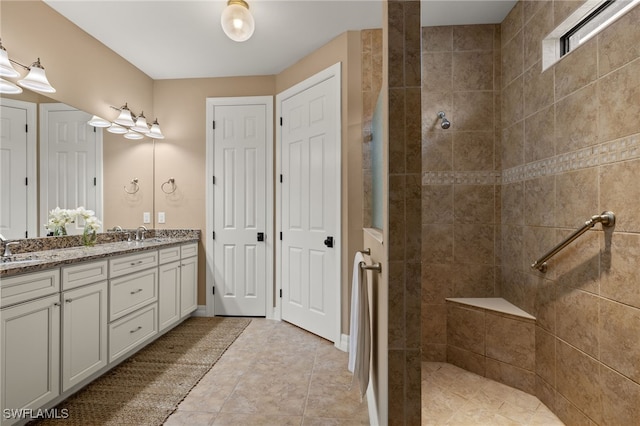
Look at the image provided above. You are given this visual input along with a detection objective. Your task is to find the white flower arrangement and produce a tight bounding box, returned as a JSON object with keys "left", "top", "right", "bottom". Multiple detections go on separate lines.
{"left": 45, "top": 207, "right": 102, "bottom": 245}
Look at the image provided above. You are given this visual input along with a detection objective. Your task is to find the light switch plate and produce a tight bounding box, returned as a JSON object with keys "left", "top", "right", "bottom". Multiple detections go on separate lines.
{"left": 158, "top": 212, "right": 166, "bottom": 224}
{"left": 143, "top": 212, "right": 151, "bottom": 224}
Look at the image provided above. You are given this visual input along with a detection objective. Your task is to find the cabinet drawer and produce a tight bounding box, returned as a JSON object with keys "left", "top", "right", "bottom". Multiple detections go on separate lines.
{"left": 108, "top": 303, "right": 157, "bottom": 363}
{"left": 62, "top": 260, "right": 108, "bottom": 291}
{"left": 109, "top": 269, "right": 158, "bottom": 321}
{"left": 180, "top": 242, "right": 198, "bottom": 259}
{"left": 109, "top": 251, "right": 158, "bottom": 278}
{"left": 159, "top": 246, "right": 181, "bottom": 264}
{"left": 1, "top": 269, "right": 60, "bottom": 308}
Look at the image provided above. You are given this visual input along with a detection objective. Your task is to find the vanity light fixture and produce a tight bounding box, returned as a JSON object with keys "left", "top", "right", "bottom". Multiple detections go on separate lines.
{"left": 0, "top": 39, "right": 56, "bottom": 94}
{"left": 114, "top": 103, "right": 136, "bottom": 127}
{"left": 221, "top": 0, "right": 255, "bottom": 42}
{"left": 88, "top": 115, "right": 111, "bottom": 128}
{"left": 124, "top": 129, "right": 145, "bottom": 140}
{"left": 107, "top": 103, "right": 165, "bottom": 140}
{"left": 106, "top": 123, "right": 128, "bottom": 134}
{"left": 147, "top": 119, "right": 165, "bottom": 139}
{"left": 130, "top": 111, "right": 150, "bottom": 133}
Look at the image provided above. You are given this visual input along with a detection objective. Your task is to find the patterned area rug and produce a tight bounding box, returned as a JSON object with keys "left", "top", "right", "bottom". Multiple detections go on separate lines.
{"left": 34, "top": 317, "right": 250, "bottom": 425}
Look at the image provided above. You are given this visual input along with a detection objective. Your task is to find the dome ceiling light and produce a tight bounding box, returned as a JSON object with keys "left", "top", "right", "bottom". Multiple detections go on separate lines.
{"left": 221, "top": 0, "right": 255, "bottom": 42}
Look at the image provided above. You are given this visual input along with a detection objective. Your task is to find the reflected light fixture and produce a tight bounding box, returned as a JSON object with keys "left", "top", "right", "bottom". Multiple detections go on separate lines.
{"left": 88, "top": 115, "right": 111, "bottom": 128}
{"left": 114, "top": 103, "right": 136, "bottom": 127}
{"left": 147, "top": 119, "right": 165, "bottom": 139}
{"left": 221, "top": 0, "right": 255, "bottom": 42}
{"left": 130, "top": 111, "right": 150, "bottom": 133}
{"left": 0, "top": 39, "right": 56, "bottom": 94}
{"left": 107, "top": 123, "right": 128, "bottom": 134}
{"left": 124, "top": 129, "right": 144, "bottom": 140}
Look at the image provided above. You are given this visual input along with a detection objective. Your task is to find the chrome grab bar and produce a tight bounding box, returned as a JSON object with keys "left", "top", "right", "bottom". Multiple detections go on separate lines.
{"left": 531, "top": 211, "right": 615, "bottom": 273}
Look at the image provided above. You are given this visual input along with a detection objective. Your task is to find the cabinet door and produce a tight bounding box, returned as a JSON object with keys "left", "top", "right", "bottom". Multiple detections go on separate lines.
{"left": 1, "top": 294, "right": 60, "bottom": 423}
{"left": 180, "top": 256, "right": 198, "bottom": 318}
{"left": 158, "top": 261, "right": 181, "bottom": 332}
{"left": 62, "top": 281, "right": 108, "bottom": 392}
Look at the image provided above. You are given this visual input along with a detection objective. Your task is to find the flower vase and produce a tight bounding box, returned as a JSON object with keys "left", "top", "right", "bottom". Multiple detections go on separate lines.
{"left": 54, "top": 226, "right": 67, "bottom": 236}
{"left": 82, "top": 229, "right": 97, "bottom": 247}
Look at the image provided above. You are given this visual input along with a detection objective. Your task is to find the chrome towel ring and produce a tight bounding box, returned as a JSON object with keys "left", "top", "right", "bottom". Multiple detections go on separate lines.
{"left": 161, "top": 178, "right": 176, "bottom": 194}
{"left": 124, "top": 178, "right": 139, "bottom": 194}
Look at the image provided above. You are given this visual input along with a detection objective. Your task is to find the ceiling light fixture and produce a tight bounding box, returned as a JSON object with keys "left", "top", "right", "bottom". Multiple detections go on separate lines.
{"left": 0, "top": 39, "right": 56, "bottom": 94}
{"left": 221, "top": 0, "right": 255, "bottom": 42}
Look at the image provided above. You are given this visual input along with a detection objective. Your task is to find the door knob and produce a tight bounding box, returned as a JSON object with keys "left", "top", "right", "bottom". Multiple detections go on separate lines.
{"left": 324, "top": 236, "right": 334, "bottom": 248}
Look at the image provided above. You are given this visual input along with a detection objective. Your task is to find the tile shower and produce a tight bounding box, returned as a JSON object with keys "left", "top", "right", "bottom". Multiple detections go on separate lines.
{"left": 366, "top": 0, "right": 640, "bottom": 424}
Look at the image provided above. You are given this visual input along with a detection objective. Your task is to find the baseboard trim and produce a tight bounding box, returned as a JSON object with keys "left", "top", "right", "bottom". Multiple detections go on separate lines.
{"left": 192, "top": 305, "right": 208, "bottom": 317}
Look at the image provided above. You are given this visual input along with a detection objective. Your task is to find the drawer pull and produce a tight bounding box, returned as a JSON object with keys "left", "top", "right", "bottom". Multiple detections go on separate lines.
{"left": 129, "top": 260, "right": 144, "bottom": 266}
{"left": 130, "top": 326, "right": 143, "bottom": 333}
{"left": 65, "top": 298, "right": 73, "bottom": 303}
{"left": 130, "top": 288, "right": 143, "bottom": 295}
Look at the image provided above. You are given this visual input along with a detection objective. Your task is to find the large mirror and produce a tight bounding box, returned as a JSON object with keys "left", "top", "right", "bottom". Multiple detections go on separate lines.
{"left": 0, "top": 89, "right": 154, "bottom": 238}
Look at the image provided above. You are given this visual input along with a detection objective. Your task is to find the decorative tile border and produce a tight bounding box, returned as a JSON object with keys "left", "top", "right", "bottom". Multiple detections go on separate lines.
{"left": 423, "top": 133, "right": 640, "bottom": 185}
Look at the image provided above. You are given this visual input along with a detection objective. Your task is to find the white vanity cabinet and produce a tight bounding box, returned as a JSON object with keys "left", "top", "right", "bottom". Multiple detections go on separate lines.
{"left": 1, "top": 270, "right": 61, "bottom": 426}
{"left": 107, "top": 251, "right": 159, "bottom": 363}
{"left": 60, "top": 261, "right": 108, "bottom": 392}
{"left": 158, "top": 243, "right": 198, "bottom": 332}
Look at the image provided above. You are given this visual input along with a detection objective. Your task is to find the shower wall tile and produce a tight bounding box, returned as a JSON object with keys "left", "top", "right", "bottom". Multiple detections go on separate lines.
{"left": 452, "top": 263, "right": 495, "bottom": 298}
{"left": 423, "top": 343, "right": 446, "bottom": 362}
{"left": 536, "top": 375, "right": 556, "bottom": 413}
{"left": 523, "top": 3, "right": 553, "bottom": 70}
{"left": 452, "top": 131, "right": 495, "bottom": 171}
{"left": 598, "top": 58, "right": 640, "bottom": 143}
{"left": 554, "top": 1, "right": 585, "bottom": 26}
{"left": 406, "top": 88, "right": 423, "bottom": 173}
{"left": 555, "top": 83, "right": 599, "bottom": 154}
{"left": 600, "top": 232, "right": 640, "bottom": 309}
{"left": 554, "top": 168, "right": 598, "bottom": 229}
{"left": 556, "top": 340, "right": 602, "bottom": 424}
{"left": 597, "top": 6, "right": 640, "bottom": 77}
{"left": 422, "top": 131, "right": 452, "bottom": 171}
{"left": 554, "top": 393, "right": 595, "bottom": 426}
{"left": 485, "top": 313, "right": 535, "bottom": 370}
{"left": 453, "top": 25, "right": 494, "bottom": 51}
{"left": 555, "top": 289, "right": 599, "bottom": 358}
{"left": 422, "top": 224, "right": 453, "bottom": 263}
{"left": 599, "top": 158, "right": 640, "bottom": 233}
{"left": 501, "top": 121, "right": 525, "bottom": 169}
{"left": 422, "top": 92, "right": 452, "bottom": 134}
{"left": 447, "top": 345, "right": 486, "bottom": 377}
{"left": 447, "top": 304, "right": 485, "bottom": 354}
{"left": 553, "top": 229, "right": 600, "bottom": 295}
{"left": 485, "top": 358, "right": 535, "bottom": 394}
{"left": 387, "top": 1, "right": 404, "bottom": 89}
{"left": 532, "top": 277, "right": 556, "bottom": 333}
{"left": 600, "top": 364, "right": 640, "bottom": 426}
{"left": 502, "top": 76, "right": 524, "bottom": 127}
{"left": 389, "top": 88, "right": 406, "bottom": 174}
{"left": 501, "top": 225, "right": 524, "bottom": 269}
{"left": 423, "top": 52, "right": 452, "bottom": 92}
{"left": 535, "top": 326, "right": 555, "bottom": 387}
{"left": 523, "top": 0, "right": 547, "bottom": 24}
{"left": 453, "top": 224, "right": 495, "bottom": 265}
{"left": 501, "top": 0, "right": 524, "bottom": 46}
{"left": 599, "top": 299, "right": 640, "bottom": 384}
{"left": 421, "top": 184, "right": 453, "bottom": 224}
{"left": 422, "top": 264, "right": 453, "bottom": 303}
{"left": 554, "top": 38, "right": 597, "bottom": 100}
{"left": 422, "top": 26, "right": 452, "bottom": 52}
{"left": 453, "top": 185, "right": 495, "bottom": 224}
{"left": 452, "top": 91, "right": 494, "bottom": 131}
{"left": 502, "top": 30, "right": 523, "bottom": 87}
{"left": 524, "top": 105, "right": 555, "bottom": 163}
{"left": 388, "top": 261, "right": 406, "bottom": 349}
{"left": 523, "top": 175, "right": 555, "bottom": 227}
{"left": 453, "top": 51, "right": 494, "bottom": 91}
{"left": 522, "top": 226, "right": 557, "bottom": 279}
{"left": 523, "top": 62, "right": 554, "bottom": 117}
{"left": 422, "top": 304, "right": 446, "bottom": 344}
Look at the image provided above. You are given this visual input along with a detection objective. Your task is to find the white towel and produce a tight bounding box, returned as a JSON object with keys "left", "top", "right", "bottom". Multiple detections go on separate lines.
{"left": 348, "top": 251, "right": 370, "bottom": 399}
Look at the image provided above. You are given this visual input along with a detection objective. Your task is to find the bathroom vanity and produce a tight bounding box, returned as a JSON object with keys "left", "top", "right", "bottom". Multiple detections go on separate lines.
{"left": 0, "top": 232, "right": 199, "bottom": 426}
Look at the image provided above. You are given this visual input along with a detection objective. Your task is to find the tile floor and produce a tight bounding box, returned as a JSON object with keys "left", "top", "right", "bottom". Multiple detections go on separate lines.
{"left": 164, "top": 318, "right": 369, "bottom": 425}
{"left": 422, "top": 362, "right": 565, "bottom": 425}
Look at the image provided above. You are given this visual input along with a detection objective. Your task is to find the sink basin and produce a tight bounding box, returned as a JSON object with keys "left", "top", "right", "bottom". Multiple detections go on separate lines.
{"left": 1, "top": 258, "right": 42, "bottom": 266}
{"left": 136, "top": 238, "right": 164, "bottom": 244}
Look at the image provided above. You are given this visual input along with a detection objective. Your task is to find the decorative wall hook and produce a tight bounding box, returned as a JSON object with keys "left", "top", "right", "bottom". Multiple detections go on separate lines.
{"left": 161, "top": 177, "right": 176, "bottom": 194}
{"left": 124, "top": 178, "right": 139, "bottom": 194}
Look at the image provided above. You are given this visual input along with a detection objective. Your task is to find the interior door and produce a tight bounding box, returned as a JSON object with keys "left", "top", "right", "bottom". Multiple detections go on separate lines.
{"left": 213, "top": 104, "right": 267, "bottom": 316}
{"left": 280, "top": 70, "right": 340, "bottom": 341}
{"left": 0, "top": 104, "right": 28, "bottom": 239}
{"left": 40, "top": 104, "right": 100, "bottom": 235}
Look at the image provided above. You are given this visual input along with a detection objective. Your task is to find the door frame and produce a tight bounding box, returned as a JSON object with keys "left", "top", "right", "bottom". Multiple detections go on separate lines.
{"left": 275, "top": 62, "right": 342, "bottom": 343}
{"left": 39, "top": 103, "right": 103, "bottom": 236}
{"left": 0, "top": 98, "right": 37, "bottom": 239}
{"left": 205, "top": 96, "right": 274, "bottom": 318}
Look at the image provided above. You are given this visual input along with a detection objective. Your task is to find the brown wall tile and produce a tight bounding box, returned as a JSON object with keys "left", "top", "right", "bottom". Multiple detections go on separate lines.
{"left": 600, "top": 364, "right": 640, "bottom": 426}
{"left": 600, "top": 158, "right": 640, "bottom": 233}
{"left": 524, "top": 105, "right": 555, "bottom": 163}
{"left": 523, "top": 62, "right": 554, "bottom": 117}
{"left": 502, "top": 76, "right": 524, "bottom": 127}
{"left": 600, "top": 299, "right": 640, "bottom": 384}
{"left": 453, "top": 25, "right": 494, "bottom": 51}
{"left": 555, "top": 83, "right": 599, "bottom": 154}
{"left": 485, "top": 357, "right": 536, "bottom": 394}
{"left": 598, "top": 58, "right": 640, "bottom": 142}
{"left": 447, "top": 345, "right": 486, "bottom": 377}
{"left": 453, "top": 51, "right": 494, "bottom": 91}
{"left": 555, "top": 168, "right": 599, "bottom": 228}
{"left": 598, "top": 6, "right": 640, "bottom": 76}
{"left": 535, "top": 326, "right": 556, "bottom": 386}
{"left": 446, "top": 304, "right": 485, "bottom": 354}
{"left": 454, "top": 185, "right": 495, "bottom": 224}
{"left": 601, "top": 232, "right": 640, "bottom": 309}
{"left": 422, "top": 26, "right": 452, "bottom": 52}
{"left": 454, "top": 224, "right": 495, "bottom": 265}
{"left": 485, "top": 313, "right": 535, "bottom": 370}
{"left": 501, "top": 121, "right": 525, "bottom": 169}
{"left": 452, "top": 131, "right": 495, "bottom": 171}
{"left": 523, "top": 3, "right": 553, "bottom": 70}
{"left": 524, "top": 175, "right": 556, "bottom": 227}
{"left": 555, "top": 289, "right": 599, "bottom": 358}
{"left": 453, "top": 91, "right": 494, "bottom": 131}
{"left": 502, "top": 30, "right": 524, "bottom": 87}
{"left": 423, "top": 52, "right": 452, "bottom": 92}
{"left": 554, "top": 38, "right": 598, "bottom": 100}
{"left": 422, "top": 184, "right": 453, "bottom": 224}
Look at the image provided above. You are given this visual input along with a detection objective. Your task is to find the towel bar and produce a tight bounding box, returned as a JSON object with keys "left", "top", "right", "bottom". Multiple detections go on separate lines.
{"left": 360, "top": 261, "right": 382, "bottom": 273}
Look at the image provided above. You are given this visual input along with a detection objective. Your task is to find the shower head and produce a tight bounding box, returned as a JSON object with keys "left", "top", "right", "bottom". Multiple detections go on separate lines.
{"left": 437, "top": 111, "right": 451, "bottom": 129}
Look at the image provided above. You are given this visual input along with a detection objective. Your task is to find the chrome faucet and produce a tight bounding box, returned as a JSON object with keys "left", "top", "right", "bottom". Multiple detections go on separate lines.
{"left": 110, "top": 225, "right": 123, "bottom": 232}
{"left": 2, "top": 241, "right": 20, "bottom": 262}
{"left": 135, "top": 226, "right": 147, "bottom": 241}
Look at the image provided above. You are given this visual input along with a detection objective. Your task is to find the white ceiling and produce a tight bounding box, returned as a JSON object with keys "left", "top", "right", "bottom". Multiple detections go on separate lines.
{"left": 44, "top": 0, "right": 516, "bottom": 80}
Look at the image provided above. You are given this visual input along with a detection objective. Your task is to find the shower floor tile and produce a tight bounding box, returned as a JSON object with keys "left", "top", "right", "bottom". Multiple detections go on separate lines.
{"left": 422, "top": 362, "right": 564, "bottom": 426}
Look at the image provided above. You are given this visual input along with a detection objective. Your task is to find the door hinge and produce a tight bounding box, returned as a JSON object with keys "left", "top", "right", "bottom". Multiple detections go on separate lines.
{"left": 212, "top": 231, "right": 215, "bottom": 240}
{"left": 280, "top": 232, "right": 283, "bottom": 240}
{"left": 280, "top": 174, "right": 283, "bottom": 183}
{"left": 94, "top": 177, "right": 97, "bottom": 186}
{"left": 279, "top": 289, "right": 282, "bottom": 298}
{"left": 213, "top": 176, "right": 216, "bottom": 184}
{"left": 212, "top": 120, "right": 216, "bottom": 129}
{"left": 212, "top": 286, "right": 215, "bottom": 295}
{"left": 25, "top": 231, "right": 28, "bottom": 238}
{"left": 93, "top": 127, "right": 97, "bottom": 133}
{"left": 25, "top": 124, "right": 28, "bottom": 133}
{"left": 25, "top": 177, "right": 28, "bottom": 186}
{"left": 279, "top": 117, "right": 283, "bottom": 126}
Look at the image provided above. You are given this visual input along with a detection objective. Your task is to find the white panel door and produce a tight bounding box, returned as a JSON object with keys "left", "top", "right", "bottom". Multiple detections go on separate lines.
{"left": 280, "top": 72, "right": 339, "bottom": 341}
{"left": 41, "top": 105, "right": 98, "bottom": 235}
{"left": 214, "top": 104, "right": 267, "bottom": 316}
{"left": 0, "top": 104, "right": 28, "bottom": 239}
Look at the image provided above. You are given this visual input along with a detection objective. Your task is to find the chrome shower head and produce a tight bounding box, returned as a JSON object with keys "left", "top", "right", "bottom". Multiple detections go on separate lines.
{"left": 437, "top": 111, "right": 451, "bottom": 129}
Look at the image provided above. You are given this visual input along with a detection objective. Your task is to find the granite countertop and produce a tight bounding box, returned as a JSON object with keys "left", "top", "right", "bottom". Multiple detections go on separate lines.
{"left": 1, "top": 230, "right": 200, "bottom": 278}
